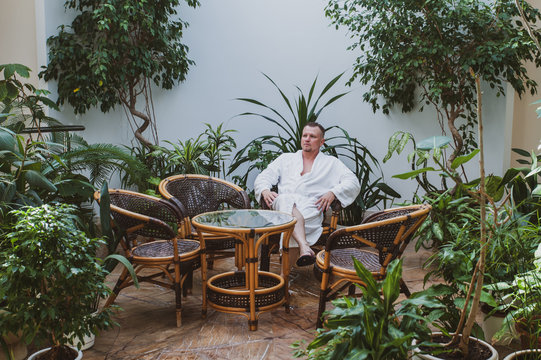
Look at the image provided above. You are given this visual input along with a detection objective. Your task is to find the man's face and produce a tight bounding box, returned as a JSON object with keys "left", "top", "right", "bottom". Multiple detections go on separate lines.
{"left": 301, "top": 126, "right": 325, "bottom": 153}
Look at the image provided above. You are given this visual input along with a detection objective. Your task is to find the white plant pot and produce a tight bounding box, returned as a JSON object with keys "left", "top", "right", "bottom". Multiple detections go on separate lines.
{"left": 66, "top": 310, "right": 98, "bottom": 350}
{"left": 412, "top": 332, "right": 498, "bottom": 360}
{"left": 503, "top": 349, "right": 541, "bottom": 360}
{"left": 67, "top": 332, "right": 96, "bottom": 351}
{"left": 27, "top": 347, "right": 82, "bottom": 360}
{"left": 482, "top": 311, "right": 516, "bottom": 346}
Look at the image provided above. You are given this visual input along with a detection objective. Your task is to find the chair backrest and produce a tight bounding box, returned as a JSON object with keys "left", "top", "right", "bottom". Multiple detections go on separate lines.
{"left": 159, "top": 174, "right": 251, "bottom": 218}
{"left": 326, "top": 204, "right": 431, "bottom": 267}
{"left": 94, "top": 189, "right": 182, "bottom": 241}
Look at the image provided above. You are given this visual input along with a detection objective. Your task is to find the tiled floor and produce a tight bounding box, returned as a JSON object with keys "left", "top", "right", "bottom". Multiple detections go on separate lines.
{"left": 79, "top": 246, "right": 518, "bottom": 360}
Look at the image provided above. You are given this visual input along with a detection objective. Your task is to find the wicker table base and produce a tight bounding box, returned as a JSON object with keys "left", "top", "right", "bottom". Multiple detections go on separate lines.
{"left": 206, "top": 271, "right": 286, "bottom": 330}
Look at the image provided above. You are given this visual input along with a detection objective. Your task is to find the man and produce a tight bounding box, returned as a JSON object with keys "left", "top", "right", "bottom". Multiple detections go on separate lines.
{"left": 254, "top": 122, "right": 361, "bottom": 267}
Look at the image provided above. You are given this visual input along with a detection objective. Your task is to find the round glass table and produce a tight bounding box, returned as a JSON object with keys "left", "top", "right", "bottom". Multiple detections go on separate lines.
{"left": 192, "top": 209, "right": 296, "bottom": 331}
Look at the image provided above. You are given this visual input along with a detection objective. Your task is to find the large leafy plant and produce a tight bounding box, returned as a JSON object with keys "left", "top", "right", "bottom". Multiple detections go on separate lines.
{"left": 229, "top": 73, "right": 398, "bottom": 221}
{"left": 325, "top": 0, "right": 541, "bottom": 170}
{"left": 0, "top": 63, "right": 59, "bottom": 131}
{"left": 292, "top": 259, "right": 441, "bottom": 359}
{"left": 0, "top": 203, "right": 116, "bottom": 359}
{"left": 391, "top": 72, "right": 507, "bottom": 356}
{"left": 120, "top": 123, "right": 236, "bottom": 195}
{"left": 40, "top": 0, "right": 200, "bottom": 147}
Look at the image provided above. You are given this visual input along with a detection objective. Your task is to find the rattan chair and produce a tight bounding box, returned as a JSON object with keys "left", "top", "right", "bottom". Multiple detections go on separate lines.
{"left": 94, "top": 189, "right": 201, "bottom": 327}
{"left": 314, "top": 204, "right": 431, "bottom": 328}
{"left": 259, "top": 196, "right": 341, "bottom": 271}
{"left": 159, "top": 174, "right": 251, "bottom": 269}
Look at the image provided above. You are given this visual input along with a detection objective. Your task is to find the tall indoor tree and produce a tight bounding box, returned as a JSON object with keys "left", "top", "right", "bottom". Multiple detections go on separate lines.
{"left": 325, "top": 0, "right": 541, "bottom": 173}
{"left": 40, "top": 0, "right": 199, "bottom": 147}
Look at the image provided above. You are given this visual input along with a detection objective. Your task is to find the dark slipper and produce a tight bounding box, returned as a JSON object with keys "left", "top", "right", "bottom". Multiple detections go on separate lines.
{"left": 296, "top": 254, "right": 316, "bottom": 267}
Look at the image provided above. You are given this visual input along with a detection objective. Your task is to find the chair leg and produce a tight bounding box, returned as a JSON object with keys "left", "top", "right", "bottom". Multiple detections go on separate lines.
{"left": 348, "top": 283, "right": 356, "bottom": 296}
{"left": 183, "top": 269, "right": 193, "bottom": 297}
{"left": 316, "top": 288, "right": 329, "bottom": 329}
{"left": 104, "top": 267, "right": 130, "bottom": 308}
{"left": 400, "top": 278, "right": 411, "bottom": 297}
{"left": 260, "top": 243, "right": 270, "bottom": 271}
{"left": 207, "top": 253, "right": 215, "bottom": 270}
{"left": 174, "top": 265, "right": 182, "bottom": 327}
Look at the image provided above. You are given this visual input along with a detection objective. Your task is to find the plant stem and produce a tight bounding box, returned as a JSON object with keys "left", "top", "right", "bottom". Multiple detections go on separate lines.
{"left": 458, "top": 68, "right": 488, "bottom": 355}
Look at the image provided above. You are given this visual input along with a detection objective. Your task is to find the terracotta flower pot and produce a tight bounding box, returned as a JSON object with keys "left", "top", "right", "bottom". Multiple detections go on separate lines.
{"left": 412, "top": 332, "right": 498, "bottom": 360}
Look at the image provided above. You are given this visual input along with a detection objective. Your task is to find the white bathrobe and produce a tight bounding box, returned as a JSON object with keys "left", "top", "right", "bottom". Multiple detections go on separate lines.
{"left": 254, "top": 150, "right": 361, "bottom": 246}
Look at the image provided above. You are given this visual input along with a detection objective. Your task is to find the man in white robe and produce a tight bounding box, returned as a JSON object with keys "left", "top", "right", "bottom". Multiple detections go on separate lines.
{"left": 254, "top": 122, "right": 361, "bottom": 266}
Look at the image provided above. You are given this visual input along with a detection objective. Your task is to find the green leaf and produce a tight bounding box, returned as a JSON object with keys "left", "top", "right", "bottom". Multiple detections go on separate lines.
{"left": 416, "top": 136, "right": 451, "bottom": 151}
{"left": 393, "top": 167, "right": 437, "bottom": 179}
{"left": 451, "top": 149, "right": 480, "bottom": 169}
{"left": 104, "top": 254, "right": 139, "bottom": 288}
{"left": 24, "top": 170, "right": 57, "bottom": 192}
{"left": 0, "top": 128, "right": 16, "bottom": 151}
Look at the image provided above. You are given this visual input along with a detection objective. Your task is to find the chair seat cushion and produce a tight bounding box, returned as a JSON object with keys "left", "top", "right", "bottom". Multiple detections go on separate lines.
{"left": 132, "top": 239, "right": 200, "bottom": 258}
{"left": 316, "top": 248, "right": 381, "bottom": 273}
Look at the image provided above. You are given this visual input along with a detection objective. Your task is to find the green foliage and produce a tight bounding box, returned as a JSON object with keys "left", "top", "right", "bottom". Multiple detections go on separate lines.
{"left": 292, "top": 259, "right": 442, "bottom": 359}
{"left": 0, "top": 203, "right": 116, "bottom": 352}
{"left": 40, "top": 0, "right": 200, "bottom": 146}
{"left": 0, "top": 127, "right": 93, "bottom": 217}
{"left": 492, "top": 243, "right": 541, "bottom": 346}
{"left": 421, "top": 207, "right": 539, "bottom": 337}
{"left": 326, "top": 0, "right": 541, "bottom": 164}
{"left": 120, "top": 123, "right": 237, "bottom": 194}
{"left": 229, "top": 74, "right": 398, "bottom": 219}
{"left": 499, "top": 148, "right": 541, "bottom": 222}
{"left": 0, "top": 64, "right": 59, "bottom": 131}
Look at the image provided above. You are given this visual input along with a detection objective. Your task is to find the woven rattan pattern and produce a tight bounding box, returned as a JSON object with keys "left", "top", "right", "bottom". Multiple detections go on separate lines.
{"left": 332, "top": 208, "right": 419, "bottom": 264}
{"left": 109, "top": 192, "right": 178, "bottom": 240}
{"left": 133, "top": 240, "right": 199, "bottom": 258}
{"left": 207, "top": 272, "right": 284, "bottom": 309}
{"left": 326, "top": 248, "right": 380, "bottom": 272}
{"left": 162, "top": 177, "right": 249, "bottom": 218}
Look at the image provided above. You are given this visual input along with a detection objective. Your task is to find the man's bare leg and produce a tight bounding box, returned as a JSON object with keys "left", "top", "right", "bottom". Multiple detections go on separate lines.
{"left": 289, "top": 205, "right": 315, "bottom": 266}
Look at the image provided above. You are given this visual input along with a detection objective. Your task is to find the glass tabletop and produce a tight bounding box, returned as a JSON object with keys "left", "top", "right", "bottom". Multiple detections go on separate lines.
{"left": 193, "top": 209, "right": 294, "bottom": 229}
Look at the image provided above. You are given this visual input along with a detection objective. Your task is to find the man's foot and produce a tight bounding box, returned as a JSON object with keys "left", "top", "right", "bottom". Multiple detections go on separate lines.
{"left": 296, "top": 254, "right": 316, "bottom": 267}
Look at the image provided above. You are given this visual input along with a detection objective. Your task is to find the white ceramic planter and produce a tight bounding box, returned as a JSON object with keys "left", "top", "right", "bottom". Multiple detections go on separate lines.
{"left": 412, "top": 332, "right": 498, "bottom": 360}
{"left": 503, "top": 349, "right": 541, "bottom": 360}
{"left": 27, "top": 347, "right": 82, "bottom": 360}
{"left": 482, "top": 311, "right": 516, "bottom": 346}
{"left": 66, "top": 310, "right": 98, "bottom": 350}
{"left": 66, "top": 331, "right": 96, "bottom": 351}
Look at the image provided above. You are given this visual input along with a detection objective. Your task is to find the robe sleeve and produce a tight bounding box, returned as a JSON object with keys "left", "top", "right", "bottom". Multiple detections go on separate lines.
{"left": 254, "top": 154, "right": 283, "bottom": 205}
{"left": 329, "top": 160, "right": 361, "bottom": 208}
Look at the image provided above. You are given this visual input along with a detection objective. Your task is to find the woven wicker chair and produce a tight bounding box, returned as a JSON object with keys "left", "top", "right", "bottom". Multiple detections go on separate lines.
{"left": 159, "top": 174, "right": 251, "bottom": 269}
{"left": 259, "top": 196, "right": 341, "bottom": 271}
{"left": 94, "top": 189, "right": 201, "bottom": 327}
{"left": 314, "top": 204, "right": 431, "bottom": 328}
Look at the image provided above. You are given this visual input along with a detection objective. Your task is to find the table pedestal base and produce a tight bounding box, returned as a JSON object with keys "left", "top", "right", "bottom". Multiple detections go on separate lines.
{"left": 206, "top": 271, "right": 287, "bottom": 330}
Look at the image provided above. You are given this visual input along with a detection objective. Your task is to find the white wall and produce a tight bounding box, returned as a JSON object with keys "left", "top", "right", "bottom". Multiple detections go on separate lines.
{"left": 41, "top": 0, "right": 508, "bottom": 203}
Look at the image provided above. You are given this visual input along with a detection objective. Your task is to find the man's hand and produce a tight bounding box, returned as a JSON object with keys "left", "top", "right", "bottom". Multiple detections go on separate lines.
{"left": 316, "top": 191, "right": 336, "bottom": 212}
{"left": 262, "top": 189, "right": 278, "bottom": 208}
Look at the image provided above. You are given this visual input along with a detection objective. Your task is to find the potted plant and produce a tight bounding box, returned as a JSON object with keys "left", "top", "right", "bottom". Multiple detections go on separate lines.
{"left": 0, "top": 203, "right": 117, "bottom": 360}
{"left": 292, "top": 259, "right": 443, "bottom": 359}
{"left": 489, "top": 243, "right": 541, "bottom": 360}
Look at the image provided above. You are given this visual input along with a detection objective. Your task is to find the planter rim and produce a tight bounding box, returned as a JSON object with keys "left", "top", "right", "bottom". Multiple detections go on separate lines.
{"left": 503, "top": 349, "right": 541, "bottom": 360}
{"left": 412, "top": 332, "right": 498, "bottom": 360}
{"left": 27, "top": 346, "right": 83, "bottom": 360}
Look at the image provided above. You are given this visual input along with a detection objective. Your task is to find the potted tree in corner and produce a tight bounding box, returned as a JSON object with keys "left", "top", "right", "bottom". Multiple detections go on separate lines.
{"left": 0, "top": 203, "right": 116, "bottom": 360}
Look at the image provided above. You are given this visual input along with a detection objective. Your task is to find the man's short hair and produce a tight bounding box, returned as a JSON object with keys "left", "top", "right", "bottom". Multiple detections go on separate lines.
{"left": 304, "top": 122, "right": 325, "bottom": 137}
